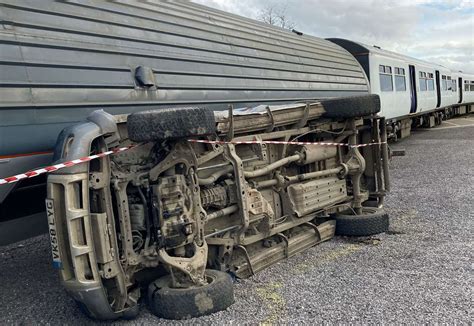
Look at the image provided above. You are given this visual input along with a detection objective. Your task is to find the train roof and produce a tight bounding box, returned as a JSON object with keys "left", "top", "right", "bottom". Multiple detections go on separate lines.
{"left": 328, "top": 38, "right": 454, "bottom": 72}
{"left": 0, "top": 0, "right": 369, "bottom": 156}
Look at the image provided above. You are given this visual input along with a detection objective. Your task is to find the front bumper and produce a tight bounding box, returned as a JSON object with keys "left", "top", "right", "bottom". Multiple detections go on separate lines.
{"left": 46, "top": 111, "right": 134, "bottom": 320}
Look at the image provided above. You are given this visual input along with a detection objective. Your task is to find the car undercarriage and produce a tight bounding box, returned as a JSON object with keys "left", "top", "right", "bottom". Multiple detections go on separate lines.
{"left": 46, "top": 95, "right": 390, "bottom": 320}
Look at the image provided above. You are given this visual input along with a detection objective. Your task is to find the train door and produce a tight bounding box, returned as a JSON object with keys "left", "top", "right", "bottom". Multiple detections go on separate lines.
{"left": 409, "top": 65, "right": 417, "bottom": 113}
{"left": 435, "top": 70, "right": 441, "bottom": 107}
{"left": 458, "top": 77, "right": 463, "bottom": 103}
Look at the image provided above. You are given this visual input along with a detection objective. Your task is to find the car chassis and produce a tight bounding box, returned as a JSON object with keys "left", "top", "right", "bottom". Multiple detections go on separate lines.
{"left": 47, "top": 95, "right": 390, "bottom": 320}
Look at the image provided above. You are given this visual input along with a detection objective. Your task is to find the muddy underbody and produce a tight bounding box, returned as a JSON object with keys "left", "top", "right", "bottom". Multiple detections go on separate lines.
{"left": 47, "top": 96, "right": 389, "bottom": 320}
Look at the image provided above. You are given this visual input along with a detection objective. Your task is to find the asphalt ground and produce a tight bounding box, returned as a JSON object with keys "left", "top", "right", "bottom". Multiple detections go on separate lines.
{"left": 1, "top": 115, "right": 473, "bottom": 325}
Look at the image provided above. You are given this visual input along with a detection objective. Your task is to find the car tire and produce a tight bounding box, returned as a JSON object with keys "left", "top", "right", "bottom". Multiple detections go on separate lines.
{"left": 147, "top": 269, "right": 234, "bottom": 320}
{"left": 127, "top": 107, "right": 216, "bottom": 142}
{"left": 321, "top": 94, "right": 381, "bottom": 119}
{"left": 334, "top": 207, "right": 389, "bottom": 236}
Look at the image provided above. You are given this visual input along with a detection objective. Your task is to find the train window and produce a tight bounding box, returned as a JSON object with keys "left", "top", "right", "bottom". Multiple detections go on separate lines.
{"left": 452, "top": 80, "right": 456, "bottom": 92}
{"left": 394, "top": 67, "right": 406, "bottom": 91}
{"left": 419, "top": 78, "right": 427, "bottom": 91}
{"left": 447, "top": 77, "right": 452, "bottom": 91}
{"left": 427, "top": 79, "right": 435, "bottom": 91}
{"left": 426, "top": 73, "right": 435, "bottom": 91}
{"left": 380, "top": 74, "right": 393, "bottom": 91}
{"left": 442, "top": 75, "right": 448, "bottom": 91}
{"left": 419, "top": 71, "right": 427, "bottom": 91}
{"left": 395, "top": 67, "right": 405, "bottom": 75}
{"left": 379, "top": 65, "right": 393, "bottom": 91}
{"left": 395, "top": 75, "right": 406, "bottom": 91}
{"left": 471, "top": 83, "right": 474, "bottom": 92}
{"left": 465, "top": 81, "right": 470, "bottom": 92}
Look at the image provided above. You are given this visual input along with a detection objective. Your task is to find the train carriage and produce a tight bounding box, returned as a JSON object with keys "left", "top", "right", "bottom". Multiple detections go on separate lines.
{"left": 329, "top": 38, "right": 474, "bottom": 137}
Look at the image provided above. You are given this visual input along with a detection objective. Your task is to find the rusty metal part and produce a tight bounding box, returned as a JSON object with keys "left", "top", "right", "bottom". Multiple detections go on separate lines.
{"left": 157, "top": 242, "right": 208, "bottom": 285}
{"left": 232, "top": 220, "right": 336, "bottom": 278}
{"left": 265, "top": 106, "right": 276, "bottom": 133}
{"left": 347, "top": 118, "right": 366, "bottom": 214}
{"left": 206, "top": 205, "right": 239, "bottom": 221}
{"left": 205, "top": 225, "right": 240, "bottom": 238}
{"left": 154, "top": 174, "right": 194, "bottom": 249}
{"left": 200, "top": 185, "right": 228, "bottom": 208}
{"left": 216, "top": 102, "right": 325, "bottom": 134}
{"left": 293, "top": 103, "right": 311, "bottom": 129}
{"left": 298, "top": 145, "right": 338, "bottom": 164}
{"left": 234, "top": 245, "right": 255, "bottom": 276}
{"left": 253, "top": 166, "right": 344, "bottom": 189}
{"left": 198, "top": 165, "right": 233, "bottom": 186}
{"left": 380, "top": 118, "right": 391, "bottom": 191}
{"left": 197, "top": 155, "right": 258, "bottom": 171}
{"left": 227, "top": 104, "right": 235, "bottom": 141}
{"left": 285, "top": 167, "right": 344, "bottom": 183}
{"left": 226, "top": 144, "right": 250, "bottom": 241}
{"left": 148, "top": 142, "right": 198, "bottom": 182}
{"left": 244, "top": 154, "right": 302, "bottom": 179}
{"left": 286, "top": 177, "right": 348, "bottom": 217}
{"left": 247, "top": 187, "right": 274, "bottom": 220}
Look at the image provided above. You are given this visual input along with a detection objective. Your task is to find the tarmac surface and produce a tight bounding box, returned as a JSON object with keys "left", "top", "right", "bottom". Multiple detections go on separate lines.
{"left": 0, "top": 115, "right": 473, "bottom": 325}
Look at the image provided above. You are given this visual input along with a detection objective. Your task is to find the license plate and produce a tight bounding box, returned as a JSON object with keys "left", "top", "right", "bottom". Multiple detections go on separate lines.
{"left": 45, "top": 198, "right": 62, "bottom": 269}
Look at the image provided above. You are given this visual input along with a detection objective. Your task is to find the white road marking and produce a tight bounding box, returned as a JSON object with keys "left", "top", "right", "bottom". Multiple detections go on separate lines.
{"left": 429, "top": 123, "right": 474, "bottom": 131}
{"left": 442, "top": 121, "right": 459, "bottom": 126}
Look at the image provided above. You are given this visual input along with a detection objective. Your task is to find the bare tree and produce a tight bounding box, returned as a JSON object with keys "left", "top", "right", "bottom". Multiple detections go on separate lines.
{"left": 257, "top": 3, "right": 296, "bottom": 30}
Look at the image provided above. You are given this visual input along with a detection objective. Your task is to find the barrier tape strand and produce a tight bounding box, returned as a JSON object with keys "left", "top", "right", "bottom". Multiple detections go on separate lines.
{"left": 188, "top": 139, "right": 386, "bottom": 148}
{"left": 0, "top": 139, "right": 386, "bottom": 186}
{"left": 0, "top": 145, "right": 135, "bottom": 185}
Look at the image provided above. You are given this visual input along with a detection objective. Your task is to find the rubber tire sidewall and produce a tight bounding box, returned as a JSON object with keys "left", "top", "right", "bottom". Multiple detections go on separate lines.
{"left": 334, "top": 207, "right": 389, "bottom": 236}
{"left": 148, "top": 269, "right": 234, "bottom": 320}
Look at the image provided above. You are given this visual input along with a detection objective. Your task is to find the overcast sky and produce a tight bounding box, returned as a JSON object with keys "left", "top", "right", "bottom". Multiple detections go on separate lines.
{"left": 193, "top": 0, "right": 474, "bottom": 73}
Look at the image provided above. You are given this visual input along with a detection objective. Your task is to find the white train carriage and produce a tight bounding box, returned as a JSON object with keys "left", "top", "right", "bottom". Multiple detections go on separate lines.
{"left": 461, "top": 74, "right": 474, "bottom": 104}
{"left": 329, "top": 39, "right": 473, "bottom": 138}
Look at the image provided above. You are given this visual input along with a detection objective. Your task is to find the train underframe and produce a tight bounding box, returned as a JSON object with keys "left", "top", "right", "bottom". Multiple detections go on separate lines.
{"left": 386, "top": 103, "right": 473, "bottom": 140}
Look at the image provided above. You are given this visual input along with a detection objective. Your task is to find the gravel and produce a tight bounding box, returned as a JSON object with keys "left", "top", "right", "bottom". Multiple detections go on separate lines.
{"left": 1, "top": 117, "right": 473, "bottom": 325}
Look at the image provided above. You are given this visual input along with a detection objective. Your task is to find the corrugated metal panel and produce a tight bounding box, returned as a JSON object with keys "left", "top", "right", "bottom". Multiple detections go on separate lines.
{"left": 0, "top": 0, "right": 369, "bottom": 155}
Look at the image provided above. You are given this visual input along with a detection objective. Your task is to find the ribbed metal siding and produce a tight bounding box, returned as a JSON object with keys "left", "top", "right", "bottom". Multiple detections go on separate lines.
{"left": 0, "top": 0, "right": 369, "bottom": 155}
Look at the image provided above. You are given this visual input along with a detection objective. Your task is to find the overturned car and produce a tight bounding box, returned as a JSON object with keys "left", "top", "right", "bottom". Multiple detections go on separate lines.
{"left": 46, "top": 94, "right": 389, "bottom": 320}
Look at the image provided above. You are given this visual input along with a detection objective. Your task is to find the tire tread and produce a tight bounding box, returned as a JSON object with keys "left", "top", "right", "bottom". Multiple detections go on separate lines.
{"left": 148, "top": 270, "right": 234, "bottom": 320}
{"left": 321, "top": 94, "right": 381, "bottom": 119}
{"left": 335, "top": 207, "right": 389, "bottom": 236}
{"left": 127, "top": 107, "right": 216, "bottom": 142}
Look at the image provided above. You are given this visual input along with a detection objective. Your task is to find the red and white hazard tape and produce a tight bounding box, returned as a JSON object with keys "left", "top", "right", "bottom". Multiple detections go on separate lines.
{"left": 0, "top": 145, "right": 135, "bottom": 185}
{"left": 1, "top": 139, "right": 385, "bottom": 186}
{"left": 188, "top": 139, "right": 386, "bottom": 148}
